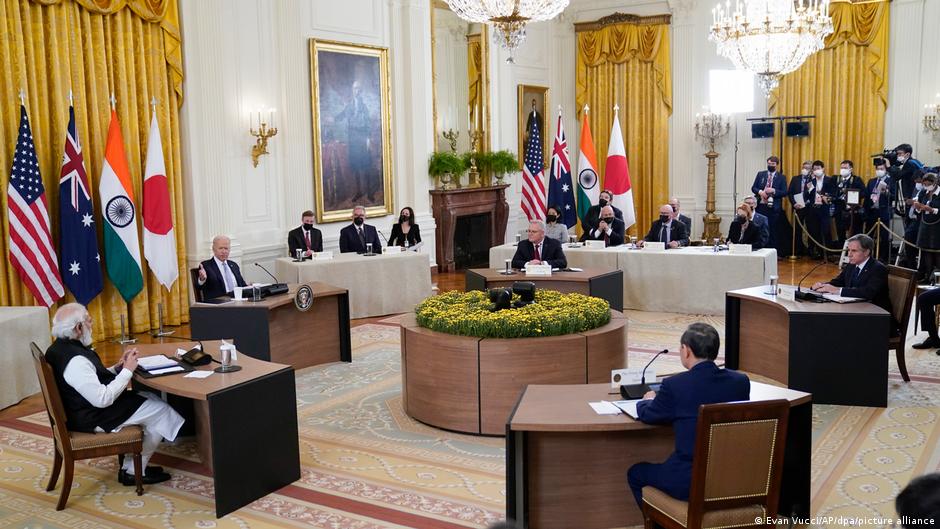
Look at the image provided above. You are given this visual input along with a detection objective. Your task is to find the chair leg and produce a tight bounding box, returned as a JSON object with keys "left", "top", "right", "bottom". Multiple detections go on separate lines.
{"left": 46, "top": 449, "right": 62, "bottom": 491}
{"left": 56, "top": 457, "right": 74, "bottom": 511}
{"left": 133, "top": 453, "right": 143, "bottom": 496}
{"left": 897, "top": 347, "right": 911, "bottom": 382}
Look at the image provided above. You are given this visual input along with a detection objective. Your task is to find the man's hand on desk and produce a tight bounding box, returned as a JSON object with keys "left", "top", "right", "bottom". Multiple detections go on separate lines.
{"left": 527, "top": 259, "right": 543, "bottom": 265}
{"left": 642, "top": 390, "right": 656, "bottom": 400}
{"left": 667, "top": 241, "right": 679, "bottom": 249}
{"left": 121, "top": 349, "right": 139, "bottom": 372}
{"left": 811, "top": 283, "right": 839, "bottom": 294}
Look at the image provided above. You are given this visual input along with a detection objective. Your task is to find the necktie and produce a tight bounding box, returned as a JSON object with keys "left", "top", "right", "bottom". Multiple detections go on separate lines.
{"left": 851, "top": 266, "right": 862, "bottom": 287}
{"left": 357, "top": 227, "right": 365, "bottom": 249}
{"left": 766, "top": 173, "right": 773, "bottom": 187}
{"left": 222, "top": 261, "right": 235, "bottom": 292}
{"left": 535, "top": 242, "right": 541, "bottom": 261}
{"left": 305, "top": 230, "right": 311, "bottom": 251}
{"left": 604, "top": 231, "right": 610, "bottom": 247}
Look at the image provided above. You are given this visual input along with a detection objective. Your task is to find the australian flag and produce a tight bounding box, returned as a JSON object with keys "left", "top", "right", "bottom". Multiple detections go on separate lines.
{"left": 548, "top": 113, "right": 577, "bottom": 228}
{"left": 59, "top": 106, "right": 103, "bottom": 305}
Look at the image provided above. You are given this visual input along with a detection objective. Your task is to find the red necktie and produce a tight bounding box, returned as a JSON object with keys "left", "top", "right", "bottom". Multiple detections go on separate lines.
{"left": 305, "top": 231, "right": 311, "bottom": 250}
{"left": 766, "top": 173, "right": 773, "bottom": 187}
{"left": 535, "top": 242, "right": 541, "bottom": 261}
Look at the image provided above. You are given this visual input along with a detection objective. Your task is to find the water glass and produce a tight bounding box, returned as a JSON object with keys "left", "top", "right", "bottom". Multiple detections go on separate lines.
{"left": 713, "top": 238, "right": 720, "bottom": 252}
{"left": 252, "top": 285, "right": 261, "bottom": 302}
{"left": 933, "top": 271, "right": 940, "bottom": 287}
{"left": 630, "top": 235, "right": 637, "bottom": 248}
{"left": 504, "top": 259, "right": 512, "bottom": 274}
{"left": 515, "top": 233, "right": 521, "bottom": 244}
{"left": 221, "top": 346, "right": 232, "bottom": 367}
{"left": 366, "top": 243, "right": 373, "bottom": 255}
{"left": 295, "top": 249, "right": 303, "bottom": 261}
{"left": 767, "top": 274, "right": 779, "bottom": 296}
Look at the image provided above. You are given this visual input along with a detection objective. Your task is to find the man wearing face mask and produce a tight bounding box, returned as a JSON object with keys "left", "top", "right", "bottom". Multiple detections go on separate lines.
{"left": 637, "top": 204, "right": 689, "bottom": 248}
{"left": 669, "top": 197, "right": 692, "bottom": 237}
{"left": 339, "top": 205, "right": 382, "bottom": 254}
{"left": 787, "top": 161, "right": 814, "bottom": 256}
{"left": 804, "top": 160, "right": 836, "bottom": 260}
{"left": 831, "top": 160, "right": 866, "bottom": 249}
{"left": 913, "top": 172, "right": 940, "bottom": 283}
{"left": 750, "top": 155, "right": 788, "bottom": 251}
{"left": 864, "top": 159, "right": 893, "bottom": 262}
{"left": 890, "top": 144, "right": 924, "bottom": 219}
{"left": 580, "top": 205, "right": 625, "bottom": 247}
{"left": 583, "top": 190, "right": 624, "bottom": 232}
{"left": 287, "top": 210, "right": 323, "bottom": 258}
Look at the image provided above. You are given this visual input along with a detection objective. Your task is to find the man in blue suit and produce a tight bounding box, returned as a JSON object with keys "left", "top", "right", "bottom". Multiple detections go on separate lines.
{"left": 751, "top": 155, "right": 787, "bottom": 251}
{"left": 196, "top": 235, "right": 248, "bottom": 300}
{"left": 627, "top": 323, "right": 750, "bottom": 507}
{"left": 339, "top": 205, "right": 383, "bottom": 254}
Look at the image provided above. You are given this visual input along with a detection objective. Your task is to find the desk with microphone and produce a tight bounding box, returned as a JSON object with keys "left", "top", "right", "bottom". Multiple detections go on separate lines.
{"left": 620, "top": 349, "right": 668, "bottom": 399}
{"left": 793, "top": 259, "right": 831, "bottom": 302}
{"left": 252, "top": 263, "right": 289, "bottom": 298}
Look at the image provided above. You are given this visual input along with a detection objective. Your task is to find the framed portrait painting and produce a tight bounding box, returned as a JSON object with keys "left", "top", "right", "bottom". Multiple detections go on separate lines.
{"left": 309, "top": 39, "right": 394, "bottom": 222}
{"left": 517, "top": 84, "right": 549, "bottom": 169}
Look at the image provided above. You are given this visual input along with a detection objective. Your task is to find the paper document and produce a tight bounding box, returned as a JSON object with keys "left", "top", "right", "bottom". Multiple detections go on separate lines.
{"left": 149, "top": 366, "right": 184, "bottom": 375}
{"left": 184, "top": 370, "right": 214, "bottom": 379}
{"left": 612, "top": 400, "right": 641, "bottom": 419}
{"left": 567, "top": 267, "right": 584, "bottom": 272}
{"left": 589, "top": 401, "right": 623, "bottom": 415}
{"left": 794, "top": 193, "right": 805, "bottom": 207}
{"left": 822, "top": 293, "right": 865, "bottom": 303}
{"left": 137, "top": 355, "right": 178, "bottom": 370}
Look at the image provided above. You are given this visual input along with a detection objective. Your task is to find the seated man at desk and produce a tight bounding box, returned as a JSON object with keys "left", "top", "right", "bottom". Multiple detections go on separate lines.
{"left": 511, "top": 219, "right": 567, "bottom": 269}
{"left": 810, "top": 234, "right": 893, "bottom": 325}
{"left": 637, "top": 204, "right": 690, "bottom": 248}
{"left": 287, "top": 210, "right": 323, "bottom": 257}
{"left": 339, "top": 205, "right": 383, "bottom": 254}
{"left": 46, "top": 303, "right": 185, "bottom": 485}
{"left": 627, "top": 322, "right": 750, "bottom": 506}
{"left": 580, "top": 205, "right": 625, "bottom": 247}
{"left": 196, "top": 235, "right": 247, "bottom": 300}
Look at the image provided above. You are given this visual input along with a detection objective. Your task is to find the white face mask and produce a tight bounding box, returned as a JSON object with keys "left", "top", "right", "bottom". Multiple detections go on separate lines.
{"left": 916, "top": 182, "right": 924, "bottom": 191}
{"left": 840, "top": 168, "right": 851, "bottom": 177}
{"left": 813, "top": 169, "right": 824, "bottom": 177}
{"left": 800, "top": 168, "right": 810, "bottom": 176}
{"left": 898, "top": 155, "right": 908, "bottom": 163}
{"left": 875, "top": 169, "right": 886, "bottom": 178}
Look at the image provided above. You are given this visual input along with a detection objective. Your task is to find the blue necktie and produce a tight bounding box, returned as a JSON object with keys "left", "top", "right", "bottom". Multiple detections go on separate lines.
{"left": 851, "top": 266, "right": 862, "bottom": 287}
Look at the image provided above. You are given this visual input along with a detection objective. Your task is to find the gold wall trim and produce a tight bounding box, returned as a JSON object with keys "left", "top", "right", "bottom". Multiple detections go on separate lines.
{"left": 575, "top": 12, "right": 671, "bottom": 32}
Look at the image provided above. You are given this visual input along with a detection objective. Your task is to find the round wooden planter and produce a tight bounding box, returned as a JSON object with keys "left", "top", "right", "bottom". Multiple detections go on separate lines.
{"left": 399, "top": 310, "right": 627, "bottom": 435}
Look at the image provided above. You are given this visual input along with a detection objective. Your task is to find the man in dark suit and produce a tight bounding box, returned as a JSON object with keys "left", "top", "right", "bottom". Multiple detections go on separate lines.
{"left": 805, "top": 160, "right": 836, "bottom": 260}
{"left": 580, "top": 205, "right": 625, "bottom": 247}
{"left": 743, "top": 196, "right": 770, "bottom": 249}
{"left": 750, "top": 155, "right": 788, "bottom": 251}
{"left": 582, "top": 189, "right": 624, "bottom": 232}
{"left": 788, "top": 161, "right": 814, "bottom": 256}
{"left": 811, "top": 234, "right": 894, "bottom": 329}
{"left": 831, "top": 160, "right": 866, "bottom": 249}
{"left": 287, "top": 210, "right": 323, "bottom": 258}
{"left": 511, "top": 220, "right": 567, "bottom": 269}
{"left": 196, "top": 235, "right": 247, "bottom": 300}
{"left": 627, "top": 322, "right": 750, "bottom": 506}
{"left": 339, "top": 205, "right": 383, "bottom": 254}
{"left": 864, "top": 158, "right": 893, "bottom": 262}
{"left": 669, "top": 196, "right": 692, "bottom": 237}
{"left": 638, "top": 204, "right": 689, "bottom": 248}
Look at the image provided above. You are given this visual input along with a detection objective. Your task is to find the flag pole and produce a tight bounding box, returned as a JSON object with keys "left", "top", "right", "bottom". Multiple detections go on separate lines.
{"left": 19, "top": 89, "right": 26, "bottom": 106}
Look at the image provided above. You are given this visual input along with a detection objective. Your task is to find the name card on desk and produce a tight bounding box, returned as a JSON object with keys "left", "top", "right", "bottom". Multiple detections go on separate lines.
{"left": 728, "top": 243, "right": 752, "bottom": 254}
{"left": 312, "top": 251, "right": 333, "bottom": 260}
{"left": 566, "top": 242, "right": 584, "bottom": 248}
{"left": 585, "top": 240, "right": 606, "bottom": 249}
{"left": 777, "top": 286, "right": 796, "bottom": 301}
{"left": 382, "top": 246, "right": 402, "bottom": 254}
{"left": 525, "top": 264, "right": 552, "bottom": 276}
{"left": 643, "top": 242, "right": 666, "bottom": 251}
{"left": 611, "top": 367, "right": 656, "bottom": 389}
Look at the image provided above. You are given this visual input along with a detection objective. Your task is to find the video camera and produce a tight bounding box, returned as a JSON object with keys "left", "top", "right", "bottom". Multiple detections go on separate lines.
{"left": 873, "top": 148, "right": 899, "bottom": 166}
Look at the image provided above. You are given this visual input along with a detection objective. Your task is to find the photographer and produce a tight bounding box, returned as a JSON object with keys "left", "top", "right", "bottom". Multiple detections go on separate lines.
{"left": 864, "top": 158, "right": 893, "bottom": 262}
{"left": 806, "top": 160, "right": 836, "bottom": 260}
{"left": 915, "top": 172, "right": 940, "bottom": 283}
{"left": 831, "top": 160, "right": 865, "bottom": 249}
{"left": 888, "top": 144, "right": 924, "bottom": 268}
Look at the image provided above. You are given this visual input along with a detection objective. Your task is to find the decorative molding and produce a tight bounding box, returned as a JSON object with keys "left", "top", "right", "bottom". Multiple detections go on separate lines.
{"left": 574, "top": 12, "right": 672, "bottom": 32}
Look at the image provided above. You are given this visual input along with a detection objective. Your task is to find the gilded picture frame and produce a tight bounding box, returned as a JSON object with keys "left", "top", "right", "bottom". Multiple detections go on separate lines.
{"left": 517, "top": 84, "right": 549, "bottom": 170}
{"left": 309, "top": 39, "right": 394, "bottom": 223}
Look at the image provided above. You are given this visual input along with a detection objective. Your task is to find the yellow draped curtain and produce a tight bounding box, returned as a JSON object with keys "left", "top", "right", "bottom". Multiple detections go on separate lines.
{"left": 769, "top": 0, "right": 889, "bottom": 181}
{"left": 576, "top": 18, "right": 672, "bottom": 238}
{"left": 0, "top": 0, "right": 187, "bottom": 340}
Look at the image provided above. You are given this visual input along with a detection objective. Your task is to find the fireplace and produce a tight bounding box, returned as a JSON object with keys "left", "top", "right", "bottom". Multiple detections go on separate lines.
{"left": 430, "top": 185, "right": 510, "bottom": 272}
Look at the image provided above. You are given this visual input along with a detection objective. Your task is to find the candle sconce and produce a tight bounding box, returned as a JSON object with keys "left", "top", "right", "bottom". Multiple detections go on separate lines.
{"left": 250, "top": 108, "right": 278, "bottom": 167}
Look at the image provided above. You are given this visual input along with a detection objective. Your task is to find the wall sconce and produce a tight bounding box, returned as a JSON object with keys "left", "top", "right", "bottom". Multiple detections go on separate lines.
{"left": 250, "top": 107, "right": 278, "bottom": 167}
{"left": 924, "top": 103, "right": 939, "bottom": 133}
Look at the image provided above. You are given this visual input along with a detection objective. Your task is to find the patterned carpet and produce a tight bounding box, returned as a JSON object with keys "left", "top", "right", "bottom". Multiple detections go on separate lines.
{"left": 0, "top": 315, "right": 938, "bottom": 528}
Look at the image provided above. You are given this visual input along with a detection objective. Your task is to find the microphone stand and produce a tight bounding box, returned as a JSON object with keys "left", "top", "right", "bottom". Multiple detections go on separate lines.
{"left": 794, "top": 259, "right": 830, "bottom": 301}
{"left": 620, "top": 349, "right": 668, "bottom": 399}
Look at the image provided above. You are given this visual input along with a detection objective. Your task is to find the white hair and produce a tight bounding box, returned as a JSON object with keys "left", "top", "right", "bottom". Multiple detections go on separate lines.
{"left": 51, "top": 303, "right": 87, "bottom": 340}
{"left": 529, "top": 219, "right": 546, "bottom": 232}
{"left": 352, "top": 205, "right": 366, "bottom": 214}
{"left": 212, "top": 234, "right": 231, "bottom": 246}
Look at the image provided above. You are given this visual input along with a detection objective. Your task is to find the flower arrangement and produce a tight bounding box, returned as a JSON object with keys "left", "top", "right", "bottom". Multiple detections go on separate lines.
{"left": 415, "top": 289, "right": 611, "bottom": 339}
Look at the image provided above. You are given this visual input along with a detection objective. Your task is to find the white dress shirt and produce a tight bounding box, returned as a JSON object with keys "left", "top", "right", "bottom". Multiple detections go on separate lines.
{"left": 62, "top": 356, "right": 132, "bottom": 409}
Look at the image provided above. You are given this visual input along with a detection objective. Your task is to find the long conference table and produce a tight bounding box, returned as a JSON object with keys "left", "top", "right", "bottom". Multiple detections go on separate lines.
{"left": 275, "top": 252, "right": 433, "bottom": 319}
{"left": 489, "top": 243, "right": 777, "bottom": 315}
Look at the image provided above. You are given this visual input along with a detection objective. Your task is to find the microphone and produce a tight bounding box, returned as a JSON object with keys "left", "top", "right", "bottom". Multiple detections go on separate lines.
{"left": 252, "top": 263, "right": 289, "bottom": 297}
{"left": 794, "top": 260, "right": 830, "bottom": 301}
{"left": 254, "top": 262, "right": 280, "bottom": 283}
{"left": 620, "top": 349, "right": 668, "bottom": 400}
{"left": 377, "top": 229, "right": 391, "bottom": 246}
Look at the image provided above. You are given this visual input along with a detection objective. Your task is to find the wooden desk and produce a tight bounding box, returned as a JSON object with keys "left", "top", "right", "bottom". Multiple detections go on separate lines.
{"left": 133, "top": 341, "right": 300, "bottom": 518}
{"left": 506, "top": 382, "right": 811, "bottom": 529}
{"left": 189, "top": 282, "right": 351, "bottom": 369}
{"left": 465, "top": 268, "right": 623, "bottom": 311}
{"left": 726, "top": 286, "right": 889, "bottom": 407}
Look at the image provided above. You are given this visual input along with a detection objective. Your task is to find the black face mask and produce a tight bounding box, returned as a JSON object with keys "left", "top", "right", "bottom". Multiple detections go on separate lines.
{"left": 767, "top": 165, "right": 776, "bottom": 173}
{"left": 601, "top": 217, "right": 614, "bottom": 224}
{"left": 660, "top": 214, "right": 671, "bottom": 224}
{"left": 354, "top": 217, "right": 364, "bottom": 226}
{"left": 735, "top": 214, "right": 747, "bottom": 223}
{"left": 399, "top": 215, "right": 409, "bottom": 224}
{"left": 598, "top": 198, "right": 608, "bottom": 207}
{"left": 302, "top": 223, "right": 313, "bottom": 231}
{"left": 546, "top": 214, "right": 557, "bottom": 223}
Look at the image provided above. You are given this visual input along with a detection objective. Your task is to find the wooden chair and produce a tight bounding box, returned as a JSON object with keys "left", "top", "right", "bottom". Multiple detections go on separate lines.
{"left": 642, "top": 399, "right": 789, "bottom": 529}
{"left": 30, "top": 343, "right": 144, "bottom": 510}
{"left": 887, "top": 265, "right": 916, "bottom": 382}
{"left": 190, "top": 267, "right": 204, "bottom": 302}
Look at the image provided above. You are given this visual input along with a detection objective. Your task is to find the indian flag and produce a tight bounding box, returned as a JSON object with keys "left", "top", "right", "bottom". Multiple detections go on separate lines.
{"left": 142, "top": 111, "right": 178, "bottom": 290}
{"left": 99, "top": 110, "right": 143, "bottom": 302}
{"left": 576, "top": 105, "right": 599, "bottom": 229}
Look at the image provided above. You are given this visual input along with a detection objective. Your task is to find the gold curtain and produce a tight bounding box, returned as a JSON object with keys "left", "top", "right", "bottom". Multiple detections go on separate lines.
{"left": 576, "top": 18, "right": 672, "bottom": 237}
{"left": 0, "top": 0, "right": 188, "bottom": 340}
{"left": 769, "top": 0, "right": 889, "bottom": 180}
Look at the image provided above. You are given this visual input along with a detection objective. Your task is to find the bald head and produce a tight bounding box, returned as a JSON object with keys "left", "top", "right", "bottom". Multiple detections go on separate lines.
{"left": 659, "top": 204, "right": 673, "bottom": 216}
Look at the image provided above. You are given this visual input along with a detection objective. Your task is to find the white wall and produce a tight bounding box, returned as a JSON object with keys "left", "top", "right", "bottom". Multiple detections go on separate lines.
{"left": 179, "top": 0, "right": 436, "bottom": 283}
{"left": 178, "top": 0, "right": 940, "bottom": 277}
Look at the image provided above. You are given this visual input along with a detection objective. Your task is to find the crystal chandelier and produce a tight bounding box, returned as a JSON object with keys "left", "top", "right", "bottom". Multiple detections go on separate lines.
{"left": 445, "top": 0, "right": 569, "bottom": 63}
{"left": 709, "top": 0, "right": 833, "bottom": 96}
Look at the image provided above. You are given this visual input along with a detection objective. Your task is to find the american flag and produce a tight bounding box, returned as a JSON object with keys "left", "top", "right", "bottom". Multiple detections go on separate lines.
{"left": 521, "top": 117, "right": 547, "bottom": 221}
{"left": 7, "top": 105, "right": 64, "bottom": 307}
